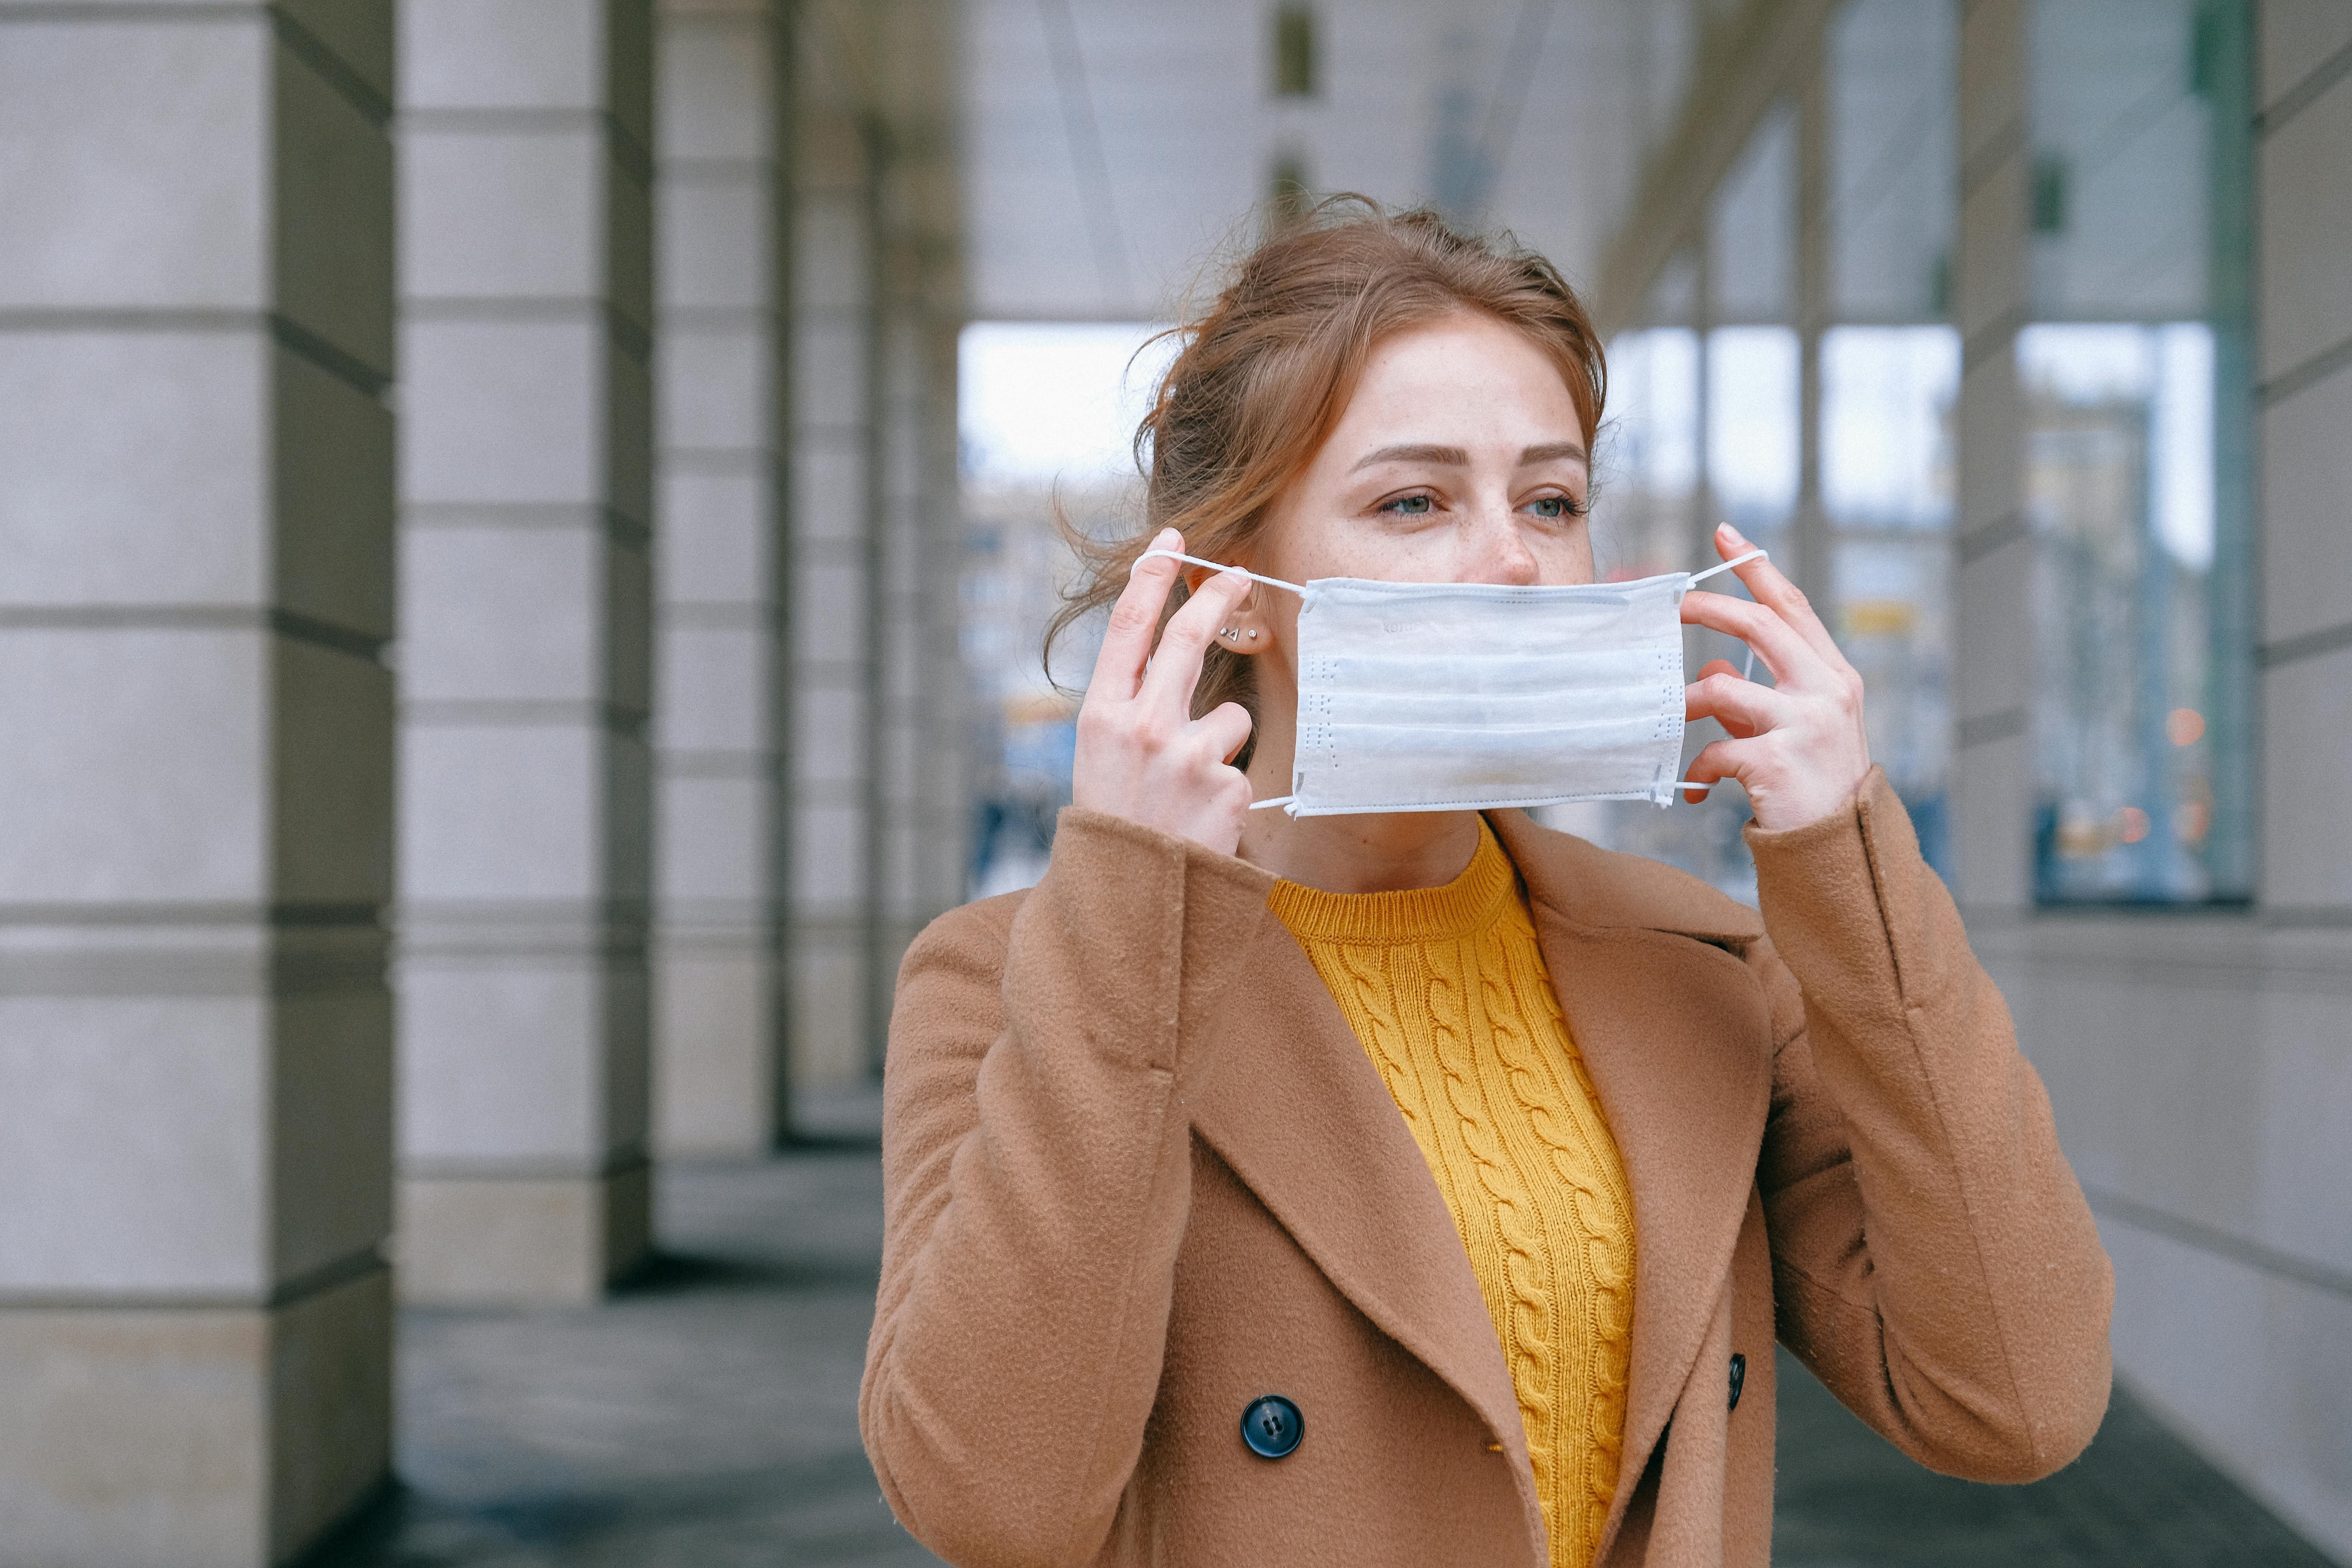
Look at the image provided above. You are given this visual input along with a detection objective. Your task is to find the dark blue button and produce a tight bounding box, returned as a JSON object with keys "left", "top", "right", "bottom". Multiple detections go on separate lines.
{"left": 1240, "top": 1394, "right": 1304, "bottom": 1459}
{"left": 1728, "top": 1352, "right": 1747, "bottom": 1411}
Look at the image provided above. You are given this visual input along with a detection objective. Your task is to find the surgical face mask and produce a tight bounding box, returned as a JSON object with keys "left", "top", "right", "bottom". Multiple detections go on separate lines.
{"left": 1136, "top": 547, "right": 1762, "bottom": 817}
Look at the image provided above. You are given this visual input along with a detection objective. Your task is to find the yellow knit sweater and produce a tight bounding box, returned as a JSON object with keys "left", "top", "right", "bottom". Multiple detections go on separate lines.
{"left": 1269, "top": 819, "right": 1636, "bottom": 1568}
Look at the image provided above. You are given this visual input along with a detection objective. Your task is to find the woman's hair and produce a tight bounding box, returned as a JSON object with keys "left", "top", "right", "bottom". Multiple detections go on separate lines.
{"left": 1044, "top": 196, "right": 1608, "bottom": 761}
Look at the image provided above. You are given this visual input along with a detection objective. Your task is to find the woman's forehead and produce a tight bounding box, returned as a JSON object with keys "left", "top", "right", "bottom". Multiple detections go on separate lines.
{"left": 1332, "top": 318, "right": 1588, "bottom": 455}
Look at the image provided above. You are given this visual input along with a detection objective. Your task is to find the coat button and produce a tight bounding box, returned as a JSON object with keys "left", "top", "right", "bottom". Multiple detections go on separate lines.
{"left": 1240, "top": 1394, "right": 1304, "bottom": 1459}
{"left": 1728, "top": 1352, "right": 1747, "bottom": 1412}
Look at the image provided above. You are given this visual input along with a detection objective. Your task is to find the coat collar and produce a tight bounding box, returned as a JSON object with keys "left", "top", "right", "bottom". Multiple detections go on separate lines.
{"left": 1190, "top": 812, "right": 1772, "bottom": 1557}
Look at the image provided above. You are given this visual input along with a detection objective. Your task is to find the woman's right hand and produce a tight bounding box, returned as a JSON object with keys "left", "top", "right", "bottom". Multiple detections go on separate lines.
{"left": 1071, "top": 528, "right": 1258, "bottom": 855}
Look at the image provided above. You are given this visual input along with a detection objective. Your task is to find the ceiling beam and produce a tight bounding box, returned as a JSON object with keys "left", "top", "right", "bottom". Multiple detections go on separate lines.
{"left": 1592, "top": 0, "right": 1841, "bottom": 338}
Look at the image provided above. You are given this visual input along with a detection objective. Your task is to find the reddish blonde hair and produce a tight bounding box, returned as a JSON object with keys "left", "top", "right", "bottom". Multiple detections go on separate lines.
{"left": 1047, "top": 197, "right": 1608, "bottom": 759}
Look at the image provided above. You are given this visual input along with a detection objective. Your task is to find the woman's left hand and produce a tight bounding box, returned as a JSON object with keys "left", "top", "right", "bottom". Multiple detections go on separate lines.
{"left": 1678, "top": 522, "right": 1874, "bottom": 832}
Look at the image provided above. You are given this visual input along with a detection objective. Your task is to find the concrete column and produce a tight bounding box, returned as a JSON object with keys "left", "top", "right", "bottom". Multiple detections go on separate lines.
{"left": 2253, "top": 0, "right": 2352, "bottom": 914}
{"left": 651, "top": 0, "right": 793, "bottom": 1159}
{"left": 0, "top": 5, "right": 396, "bottom": 1563}
{"left": 1690, "top": 235, "right": 1715, "bottom": 572}
{"left": 787, "top": 0, "right": 965, "bottom": 1105}
{"left": 1949, "top": 0, "right": 2034, "bottom": 911}
{"left": 873, "top": 0, "right": 970, "bottom": 1058}
{"left": 395, "top": 0, "right": 658, "bottom": 1302}
{"left": 787, "top": 12, "right": 879, "bottom": 1094}
{"left": 1794, "top": 32, "right": 1831, "bottom": 611}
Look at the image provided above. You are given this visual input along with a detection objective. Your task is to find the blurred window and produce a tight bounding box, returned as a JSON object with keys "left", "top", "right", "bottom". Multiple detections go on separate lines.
{"left": 1595, "top": 322, "right": 1698, "bottom": 581}
{"left": 1823, "top": 325, "right": 1958, "bottom": 833}
{"left": 1831, "top": 0, "right": 1956, "bottom": 323}
{"left": 958, "top": 322, "right": 1174, "bottom": 897}
{"left": 1820, "top": 0, "right": 1962, "bottom": 877}
{"left": 1578, "top": 111, "right": 1801, "bottom": 904}
{"left": 2025, "top": 0, "right": 2252, "bottom": 904}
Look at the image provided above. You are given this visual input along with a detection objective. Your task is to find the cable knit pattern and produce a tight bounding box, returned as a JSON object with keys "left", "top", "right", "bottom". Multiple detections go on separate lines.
{"left": 1268, "top": 820, "right": 1637, "bottom": 1568}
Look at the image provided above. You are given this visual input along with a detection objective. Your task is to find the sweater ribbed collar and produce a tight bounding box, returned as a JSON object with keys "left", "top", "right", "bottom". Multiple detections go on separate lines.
{"left": 1266, "top": 816, "right": 1517, "bottom": 944}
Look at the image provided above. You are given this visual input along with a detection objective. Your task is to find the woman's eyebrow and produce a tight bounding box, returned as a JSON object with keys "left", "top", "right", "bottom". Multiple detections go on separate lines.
{"left": 1350, "top": 442, "right": 1469, "bottom": 470}
{"left": 1348, "top": 440, "right": 1587, "bottom": 472}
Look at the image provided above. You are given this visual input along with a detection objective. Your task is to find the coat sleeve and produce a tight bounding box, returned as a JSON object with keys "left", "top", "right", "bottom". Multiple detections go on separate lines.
{"left": 1746, "top": 767, "right": 2114, "bottom": 1483}
{"left": 859, "top": 808, "right": 1276, "bottom": 1566}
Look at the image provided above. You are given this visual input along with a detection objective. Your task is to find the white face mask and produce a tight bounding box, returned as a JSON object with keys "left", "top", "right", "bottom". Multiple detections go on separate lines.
{"left": 1136, "top": 547, "right": 1763, "bottom": 817}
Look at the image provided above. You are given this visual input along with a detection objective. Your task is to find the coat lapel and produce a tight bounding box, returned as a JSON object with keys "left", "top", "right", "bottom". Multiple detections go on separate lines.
{"left": 1184, "top": 919, "right": 1533, "bottom": 1477}
{"left": 1488, "top": 811, "right": 1774, "bottom": 1545}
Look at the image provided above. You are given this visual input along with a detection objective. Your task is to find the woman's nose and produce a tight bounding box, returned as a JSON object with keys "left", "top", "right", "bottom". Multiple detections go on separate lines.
{"left": 1463, "top": 506, "right": 1541, "bottom": 585}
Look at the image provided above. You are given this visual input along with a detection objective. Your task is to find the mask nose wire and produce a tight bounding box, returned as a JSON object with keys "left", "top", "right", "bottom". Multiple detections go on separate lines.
{"left": 1132, "top": 548, "right": 1306, "bottom": 596}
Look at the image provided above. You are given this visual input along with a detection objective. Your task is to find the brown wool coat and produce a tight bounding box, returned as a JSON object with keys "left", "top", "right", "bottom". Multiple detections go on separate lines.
{"left": 861, "top": 768, "right": 2114, "bottom": 1567}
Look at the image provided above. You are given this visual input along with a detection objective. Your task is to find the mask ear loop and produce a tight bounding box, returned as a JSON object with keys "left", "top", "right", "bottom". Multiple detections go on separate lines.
{"left": 1677, "top": 547, "right": 1770, "bottom": 799}
{"left": 1133, "top": 549, "right": 1308, "bottom": 812}
{"left": 1132, "top": 548, "right": 1306, "bottom": 596}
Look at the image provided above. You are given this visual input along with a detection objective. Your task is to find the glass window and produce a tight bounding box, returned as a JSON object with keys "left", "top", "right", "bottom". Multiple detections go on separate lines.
{"left": 1574, "top": 110, "right": 1799, "bottom": 904}
{"left": 1592, "top": 319, "right": 1699, "bottom": 583}
{"left": 1829, "top": 0, "right": 1957, "bottom": 326}
{"left": 1820, "top": 0, "right": 1962, "bottom": 876}
{"left": 957, "top": 322, "right": 1174, "bottom": 898}
{"left": 2025, "top": 0, "right": 2252, "bottom": 903}
{"left": 1824, "top": 326, "right": 1958, "bottom": 861}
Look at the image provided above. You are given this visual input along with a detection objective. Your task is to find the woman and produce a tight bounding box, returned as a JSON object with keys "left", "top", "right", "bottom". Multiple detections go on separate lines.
{"left": 861, "top": 202, "right": 2112, "bottom": 1568}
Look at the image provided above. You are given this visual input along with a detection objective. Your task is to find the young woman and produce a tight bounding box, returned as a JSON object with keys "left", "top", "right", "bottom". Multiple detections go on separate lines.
{"left": 860, "top": 203, "right": 2112, "bottom": 1568}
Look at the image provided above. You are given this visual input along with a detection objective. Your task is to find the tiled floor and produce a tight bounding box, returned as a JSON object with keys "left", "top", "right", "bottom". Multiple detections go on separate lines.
{"left": 309, "top": 1142, "right": 2339, "bottom": 1568}
{"left": 311, "top": 1145, "right": 939, "bottom": 1567}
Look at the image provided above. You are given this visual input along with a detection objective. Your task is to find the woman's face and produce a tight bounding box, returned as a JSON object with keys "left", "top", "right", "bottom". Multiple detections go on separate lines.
{"left": 1252, "top": 311, "right": 1595, "bottom": 592}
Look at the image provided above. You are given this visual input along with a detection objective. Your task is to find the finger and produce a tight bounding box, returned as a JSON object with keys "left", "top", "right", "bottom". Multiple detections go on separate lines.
{"left": 1140, "top": 565, "right": 1252, "bottom": 713}
{"left": 1195, "top": 700, "right": 1255, "bottom": 763}
{"left": 1680, "top": 589, "right": 1825, "bottom": 688}
{"left": 1093, "top": 528, "right": 1184, "bottom": 701}
{"left": 1681, "top": 735, "right": 1762, "bottom": 795}
{"left": 1684, "top": 669, "right": 1789, "bottom": 740}
{"left": 1712, "top": 523, "right": 1846, "bottom": 669}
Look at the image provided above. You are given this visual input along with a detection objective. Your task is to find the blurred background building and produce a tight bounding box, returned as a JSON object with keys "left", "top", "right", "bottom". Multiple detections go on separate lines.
{"left": 1, "top": 0, "right": 2347, "bottom": 1563}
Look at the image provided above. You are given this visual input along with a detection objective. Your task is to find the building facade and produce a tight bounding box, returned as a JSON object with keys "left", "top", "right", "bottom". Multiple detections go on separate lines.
{"left": 0, "top": 0, "right": 2345, "bottom": 1562}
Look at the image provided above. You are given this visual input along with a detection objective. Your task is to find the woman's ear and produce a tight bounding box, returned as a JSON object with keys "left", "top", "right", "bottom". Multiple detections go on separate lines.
{"left": 1209, "top": 586, "right": 1270, "bottom": 655}
{"left": 1181, "top": 562, "right": 1271, "bottom": 655}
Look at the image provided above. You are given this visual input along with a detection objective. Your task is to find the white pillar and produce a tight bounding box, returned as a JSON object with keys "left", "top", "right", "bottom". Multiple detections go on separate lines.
{"left": 395, "top": 0, "right": 659, "bottom": 1302}
{"left": 2252, "top": 0, "right": 2352, "bottom": 911}
{"left": 786, "top": 0, "right": 965, "bottom": 1105}
{"left": 787, "top": 15, "right": 880, "bottom": 1093}
{"left": 1794, "top": 31, "right": 1832, "bottom": 612}
{"left": 1950, "top": 0, "right": 2034, "bottom": 911}
{"left": 652, "top": 0, "right": 793, "bottom": 1158}
{"left": 0, "top": 6, "right": 396, "bottom": 1563}
{"left": 874, "top": 0, "right": 971, "bottom": 1056}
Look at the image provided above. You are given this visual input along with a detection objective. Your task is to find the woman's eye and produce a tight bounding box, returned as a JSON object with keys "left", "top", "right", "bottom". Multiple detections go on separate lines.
{"left": 1382, "top": 494, "right": 1434, "bottom": 515}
